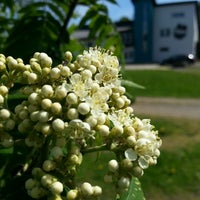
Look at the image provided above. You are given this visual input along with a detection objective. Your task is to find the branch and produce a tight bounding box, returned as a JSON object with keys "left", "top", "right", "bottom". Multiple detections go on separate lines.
{"left": 56, "top": 0, "right": 79, "bottom": 45}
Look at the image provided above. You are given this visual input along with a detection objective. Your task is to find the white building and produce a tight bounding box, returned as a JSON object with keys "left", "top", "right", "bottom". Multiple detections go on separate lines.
{"left": 153, "top": 2, "right": 199, "bottom": 63}
{"left": 133, "top": 0, "right": 199, "bottom": 63}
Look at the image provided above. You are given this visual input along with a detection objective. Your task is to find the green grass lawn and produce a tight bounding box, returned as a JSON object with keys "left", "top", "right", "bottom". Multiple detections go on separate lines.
{"left": 122, "top": 68, "right": 200, "bottom": 98}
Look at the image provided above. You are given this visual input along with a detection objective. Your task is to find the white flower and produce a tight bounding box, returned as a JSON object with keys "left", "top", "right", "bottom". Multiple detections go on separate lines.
{"left": 69, "top": 73, "right": 91, "bottom": 100}
{"left": 85, "top": 87, "right": 110, "bottom": 116}
{"left": 108, "top": 108, "right": 132, "bottom": 128}
{"left": 69, "top": 119, "right": 91, "bottom": 138}
{"left": 135, "top": 138, "right": 155, "bottom": 156}
{"left": 95, "top": 67, "right": 119, "bottom": 86}
{"left": 124, "top": 148, "right": 137, "bottom": 161}
{"left": 138, "top": 156, "right": 151, "bottom": 169}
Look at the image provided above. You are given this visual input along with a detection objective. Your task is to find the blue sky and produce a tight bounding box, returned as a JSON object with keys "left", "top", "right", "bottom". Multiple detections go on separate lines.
{"left": 106, "top": 0, "right": 198, "bottom": 22}
{"left": 71, "top": 0, "right": 198, "bottom": 24}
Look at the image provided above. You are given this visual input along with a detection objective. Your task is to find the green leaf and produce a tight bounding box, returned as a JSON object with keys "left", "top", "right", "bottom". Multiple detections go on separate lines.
{"left": 118, "top": 177, "right": 146, "bottom": 200}
{"left": 121, "top": 79, "right": 145, "bottom": 90}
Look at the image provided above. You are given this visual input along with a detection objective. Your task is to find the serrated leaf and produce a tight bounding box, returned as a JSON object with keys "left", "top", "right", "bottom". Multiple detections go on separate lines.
{"left": 118, "top": 177, "right": 146, "bottom": 200}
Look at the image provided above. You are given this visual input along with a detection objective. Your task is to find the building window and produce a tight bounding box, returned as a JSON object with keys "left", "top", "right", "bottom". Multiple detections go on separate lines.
{"left": 160, "top": 28, "right": 170, "bottom": 37}
{"left": 160, "top": 47, "right": 169, "bottom": 52}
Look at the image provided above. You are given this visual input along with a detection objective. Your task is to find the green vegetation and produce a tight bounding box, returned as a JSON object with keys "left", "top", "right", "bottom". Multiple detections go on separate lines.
{"left": 123, "top": 68, "right": 200, "bottom": 98}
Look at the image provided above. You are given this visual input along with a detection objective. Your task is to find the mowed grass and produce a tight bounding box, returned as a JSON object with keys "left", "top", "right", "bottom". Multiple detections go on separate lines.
{"left": 122, "top": 68, "right": 200, "bottom": 98}
{"left": 139, "top": 116, "right": 200, "bottom": 200}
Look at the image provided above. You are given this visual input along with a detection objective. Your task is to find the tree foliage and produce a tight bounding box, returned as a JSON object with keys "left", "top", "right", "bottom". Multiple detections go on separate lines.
{"left": 0, "top": 0, "right": 123, "bottom": 63}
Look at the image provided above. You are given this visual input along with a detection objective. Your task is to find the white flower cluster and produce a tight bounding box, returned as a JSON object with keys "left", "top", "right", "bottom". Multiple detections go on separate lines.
{"left": 0, "top": 47, "right": 161, "bottom": 199}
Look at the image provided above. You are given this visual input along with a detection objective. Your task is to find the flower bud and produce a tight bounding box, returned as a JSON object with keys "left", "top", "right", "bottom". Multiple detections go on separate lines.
{"left": 0, "top": 61, "right": 6, "bottom": 71}
{"left": 124, "top": 126, "right": 136, "bottom": 136}
{"left": 96, "top": 124, "right": 109, "bottom": 136}
{"left": 81, "top": 182, "right": 93, "bottom": 196}
{"left": 52, "top": 118, "right": 65, "bottom": 132}
{"left": 25, "top": 178, "right": 37, "bottom": 190}
{"left": 32, "top": 167, "right": 45, "bottom": 178}
{"left": 18, "top": 110, "right": 29, "bottom": 120}
{"left": 0, "top": 85, "right": 8, "bottom": 96}
{"left": 50, "top": 146, "right": 63, "bottom": 160}
{"left": 60, "top": 66, "right": 71, "bottom": 77}
{"left": 0, "top": 94, "right": 4, "bottom": 104}
{"left": 118, "top": 176, "right": 130, "bottom": 189}
{"left": 42, "top": 67, "right": 51, "bottom": 76}
{"left": 41, "top": 123, "right": 52, "bottom": 136}
{"left": 126, "top": 135, "right": 136, "bottom": 147}
{"left": 81, "top": 69, "right": 92, "bottom": 80}
{"left": 42, "top": 160, "right": 56, "bottom": 172}
{"left": 96, "top": 113, "right": 106, "bottom": 125}
{"left": 111, "top": 125, "right": 123, "bottom": 136}
{"left": 67, "top": 108, "right": 79, "bottom": 120}
{"left": 50, "top": 181, "right": 63, "bottom": 194}
{"left": 132, "top": 166, "right": 144, "bottom": 177}
{"left": 0, "top": 109, "right": 10, "bottom": 120}
{"left": 70, "top": 154, "right": 80, "bottom": 165}
{"left": 41, "top": 85, "right": 54, "bottom": 98}
{"left": 30, "top": 62, "right": 42, "bottom": 73}
{"left": 93, "top": 186, "right": 102, "bottom": 196}
{"left": 88, "top": 64, "right": 96, "bottom": 74}
{"left": 28, "top": 72, "right": 38, "bottom": 84}
{"left": 7, "top": 56, "right": 17, "bottom": 70}
{"left": 41, "top": 174, "right": 55, "bottom": 188}
{"left": 1, "top": 136, "right": 14, "bottom": 148}
{"left": 39, "top": 52, "right": 52, "bottom": 68}
{"left": 5, "top": 119, "right": 15, "bottom": 130}
{"left": 120, "top": 158, "right": 133, "bottom": 170}
{"left": 64, "top": 51, "right": 72, "bottom": 61}
{"left": 108, "top": 159, "right": 119, "bottom": 172}
{"left": 41, "top": 98, "right": 52, "bottom": 110}
{"left": 78, "top": 102, "right": 90, "bottom": 115}
{"left": 50, "top": 68, "right": 61, "bottom": 80}
{"left": 51, "top": 102, "right": 62, "bottom": 115}
{"left": 29, "top": 186, "right": 46, "bottom": 199}
{"left": 30, "top": 111, "right": 39, "bottom": 122}
{"left": 55, "top": 86, "right": 67, "bottom": 100}
{"left": 66, "top": 93, "right": 78, "bottom": 105}
{"left": 85, "top": 116, "right": 97, "bottom": 128}
{"left": 38, "top": 111, "right": 50, "bottom": 123}
{"left": 28, "top": 92, "right": 41, "bottom": 105}
{"left": 115, "top": 97, "right": 125, "bottom": 108}
{"left": 67, "top": 189, "right": 78, "bottom": 200}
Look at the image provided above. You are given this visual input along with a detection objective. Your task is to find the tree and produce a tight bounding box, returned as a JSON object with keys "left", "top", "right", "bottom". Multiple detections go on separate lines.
{"left": 0, "top": 0, "right": 123, "bottom": 63}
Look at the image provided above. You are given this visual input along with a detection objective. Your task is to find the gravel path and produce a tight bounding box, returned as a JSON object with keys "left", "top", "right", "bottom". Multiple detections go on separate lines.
{"left": 133, "top": 97, "right": 200, "bottom": 119}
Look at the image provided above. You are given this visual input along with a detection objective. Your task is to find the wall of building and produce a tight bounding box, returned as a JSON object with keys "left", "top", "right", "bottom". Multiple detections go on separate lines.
{"left": 153, "top": 3, "right": 199, "bottom": 63}
{"left": 134, "top": 0, "right": 154, "bottom": 63}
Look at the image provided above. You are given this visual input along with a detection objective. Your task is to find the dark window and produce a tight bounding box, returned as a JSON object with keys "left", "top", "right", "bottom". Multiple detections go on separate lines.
{"left": 160, "top": 28, "right": 170, "bottom": 37}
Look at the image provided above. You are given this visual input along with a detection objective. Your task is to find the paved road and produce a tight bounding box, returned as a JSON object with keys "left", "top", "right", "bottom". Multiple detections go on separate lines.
{"left": 133, "top": 97, "right": 200, "bottom": 119}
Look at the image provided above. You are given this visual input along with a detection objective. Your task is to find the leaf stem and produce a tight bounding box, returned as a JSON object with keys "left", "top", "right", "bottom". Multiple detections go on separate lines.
{"left": 82, "top": 144, "right": 108, "bottom": 154}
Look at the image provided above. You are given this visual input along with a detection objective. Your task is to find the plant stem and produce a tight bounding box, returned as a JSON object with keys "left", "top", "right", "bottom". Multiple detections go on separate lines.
{"left": 82, "top": 144, "right": 108, "bottom": 154}
{"left": 56, "top": 0, "right": 79, "bottom": 46}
